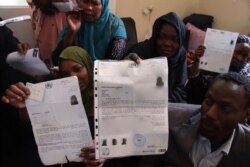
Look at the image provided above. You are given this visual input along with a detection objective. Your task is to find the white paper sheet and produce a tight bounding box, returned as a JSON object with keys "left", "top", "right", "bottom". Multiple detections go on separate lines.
{"left": 0, "top": 15, "right": 31, "bottom": 26}
{"left": 6, "top": 48, "right": 50, "bottom": 76}
{"left": 25, "top": 77, "right": 93, "bottom": 165}
{"left": 199, "top": 28, "right": 239, "bottom": 73}
{"left": 27, "top": 83, "right": 45, "bottom": 102}
{"left": 94, "top": 58, "right": 169, "bottom": 159}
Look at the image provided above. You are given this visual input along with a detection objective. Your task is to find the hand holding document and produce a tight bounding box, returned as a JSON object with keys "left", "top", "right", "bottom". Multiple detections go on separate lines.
{"left": 94, "top": 58, "right": 169, "bottom": 159}
{"left": 199, "top": 28, "right": 239, "bottom": 73}
{"left": 6, "top": 48, "right": 50, "bottom": 76}
{"left": 25, "top": 77, "right": 93, "bottom": 165}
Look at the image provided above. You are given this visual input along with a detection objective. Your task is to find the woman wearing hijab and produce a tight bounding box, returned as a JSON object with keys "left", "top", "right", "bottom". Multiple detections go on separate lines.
{"left": 128, "top": 12, "right": 187, "bottom": 103}
{"left": 185, "top": 34, "right": 250, "bottom": 104}
{"left": 59, "top": 46, "right": 95, "bottom": 137}
{"left": 53, "top": 0, "right": 127, "bottom": 64}
{"left": 1, "top": 46, "right": 97, "bottom": 167}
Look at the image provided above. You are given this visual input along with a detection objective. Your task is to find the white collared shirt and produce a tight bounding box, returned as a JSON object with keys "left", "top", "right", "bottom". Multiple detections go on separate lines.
{"left": 190, "top": 130, "right": 235, "bottom": 167}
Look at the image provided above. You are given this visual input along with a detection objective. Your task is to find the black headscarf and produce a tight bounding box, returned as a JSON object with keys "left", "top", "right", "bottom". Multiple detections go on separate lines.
{"left": 150, "top": 12, "right": 186, "bottom": 68}
{"left": 237, "top": 34, "right": 250, "bottom": 45}
{"left": 128, "top": 12, "right": 187, "bottom": 103}
{"left": 32, "top": 0, "right": 58, "bottom": 15}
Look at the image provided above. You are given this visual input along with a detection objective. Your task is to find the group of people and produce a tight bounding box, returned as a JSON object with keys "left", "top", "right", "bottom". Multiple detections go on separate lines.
{"left": 1, "top": 0, "right": 250, "bottom": 166}
{"left": 185, "top": 35, "right": 250, "bottom": 104}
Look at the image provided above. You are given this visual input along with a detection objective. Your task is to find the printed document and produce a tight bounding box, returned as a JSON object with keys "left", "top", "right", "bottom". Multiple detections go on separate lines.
{"left": 94, "top": 58, "right": 169, "bottom": 159}
{"left": 199, "top": 28, "right": 239, "bottom": 73}
{"left": 6, "top": 48, "right": 50, "bottom": 76}
{"left": 25, "top": 77, "right": 93, "bottom": 165}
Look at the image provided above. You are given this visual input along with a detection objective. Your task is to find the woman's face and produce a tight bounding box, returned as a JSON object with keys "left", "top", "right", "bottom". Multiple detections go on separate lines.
{"left": 230, "top": 43, "right": 250, "bottom": 68}
{"left": 59, "top": 59, "right": 90, "bottom": 92}
{"left": 156, "top": 24, "right": 180, "bottom": 58}
{"left": 79, "top": 0, "right": 102, "bottom": 22}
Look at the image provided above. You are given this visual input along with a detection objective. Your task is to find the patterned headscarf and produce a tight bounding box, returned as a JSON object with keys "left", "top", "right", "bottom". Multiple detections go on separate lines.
{"left": 237, "top": 35, "right": 250, "bottom": 45}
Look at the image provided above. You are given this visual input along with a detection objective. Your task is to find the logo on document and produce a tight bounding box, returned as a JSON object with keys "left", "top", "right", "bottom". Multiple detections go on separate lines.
{"left": 101, "top": 148, "right": 110, "bottom": 156}
{"left": 133, "top": 134, "right": 146, "bottom": 147}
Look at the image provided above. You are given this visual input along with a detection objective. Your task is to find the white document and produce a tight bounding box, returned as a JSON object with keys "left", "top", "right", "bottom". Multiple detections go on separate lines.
{"left": 0, "top": 15, "right": 31, "bottom": 26}
{"left": 6, "top": 48, "right": 50, "bottom": 76}
{"left": 199, "top": 28, "right": 239, "bottom": 73}
{"left": 94, "top": 58, "right": 169, "bottom": 159}
{"left": 25, "top": 77, "right": 93, "bottom": 165}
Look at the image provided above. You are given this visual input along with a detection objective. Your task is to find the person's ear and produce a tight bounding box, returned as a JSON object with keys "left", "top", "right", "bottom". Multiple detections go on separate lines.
{"left": 243, "top": 108, "right": 250, "bottom": 124}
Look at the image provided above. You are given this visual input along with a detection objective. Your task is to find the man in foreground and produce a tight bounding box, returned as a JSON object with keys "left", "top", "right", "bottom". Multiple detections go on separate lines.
{"left": 132, "top": 72, "right": 250, "bottom": 167}
{"left": 101, "top": 72, "right": 250, "bottom": 167}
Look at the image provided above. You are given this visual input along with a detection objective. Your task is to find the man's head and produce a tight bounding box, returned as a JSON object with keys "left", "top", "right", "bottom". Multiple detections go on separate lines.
{"left": 199, "top": 72, "right": 250, "bottom": 145}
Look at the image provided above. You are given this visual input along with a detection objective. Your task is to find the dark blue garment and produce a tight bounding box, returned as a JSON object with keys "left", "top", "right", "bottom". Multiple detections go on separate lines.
{"left": 128, "top": 12, "right": 187, "bottom": 103}
{"left": 0, "top": 19, "right": 35, "bottom": 93}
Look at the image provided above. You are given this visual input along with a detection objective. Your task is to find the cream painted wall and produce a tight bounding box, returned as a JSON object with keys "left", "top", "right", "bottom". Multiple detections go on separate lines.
{"left": 197, "top": 0, "right": 250, "bottom": 35}
{"left": 116, "top": 0, "right": 250, "bottom": 42}
{"left": 116, "top": 0, "right": 199, "bottom": 41}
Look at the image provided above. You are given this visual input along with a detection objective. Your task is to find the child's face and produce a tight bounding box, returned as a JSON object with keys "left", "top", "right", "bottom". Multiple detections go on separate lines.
{"left": 230, "top": 43, "right": 250, "bottom": 68}
{"left": 156, "top": 23, "right": 180, "bottom": 58}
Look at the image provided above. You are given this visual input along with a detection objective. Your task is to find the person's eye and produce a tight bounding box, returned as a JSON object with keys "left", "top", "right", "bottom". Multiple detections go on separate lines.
{"left": 171, "top": 37, "right": 179, "bottom": 43}
{"left": 220, "top": 105, "right": 232, "bottom": 113}
{"left": 158, "top": 35, "right": 167, "bottom": 41}
{"left": 73, "top": 66, "right": 84, "bottom": 73}
{"left": 203, "top": 98, "right": 212, "bottom": 106}
{"left": 93, "top": 2, "right": 100, "bottom": 6}
{"left": 93, "top": 0, "right": 101, "bottom": 5}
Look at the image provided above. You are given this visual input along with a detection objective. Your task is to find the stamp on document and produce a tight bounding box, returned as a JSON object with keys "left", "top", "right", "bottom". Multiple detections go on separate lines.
{"left": 101, "top": 148, "right": 110, "bottom": 156}
{"left": 133, "top": 134, "right": 146, "bottom": 147}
